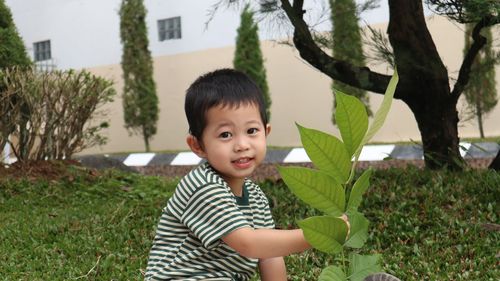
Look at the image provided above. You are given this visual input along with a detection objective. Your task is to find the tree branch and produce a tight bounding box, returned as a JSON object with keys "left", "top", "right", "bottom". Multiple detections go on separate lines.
{"left": 451, "top": 14, "right": 500, "bottom": 101}
{"left": 280, "top": 0, "right": 391, "bottom": 95}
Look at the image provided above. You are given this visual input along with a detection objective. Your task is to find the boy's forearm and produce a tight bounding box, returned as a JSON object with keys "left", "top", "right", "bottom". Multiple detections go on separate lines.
{"left": 259, "top": 257, "right": 287, "bottom": 281}
{"left": 223, "top": 227, "right": 311, "bottom": 259}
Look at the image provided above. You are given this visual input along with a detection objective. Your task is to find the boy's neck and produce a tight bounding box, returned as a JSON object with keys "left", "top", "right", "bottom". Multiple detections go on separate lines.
{"left": 226, "top": 179, "right": 245, "bottom": 197}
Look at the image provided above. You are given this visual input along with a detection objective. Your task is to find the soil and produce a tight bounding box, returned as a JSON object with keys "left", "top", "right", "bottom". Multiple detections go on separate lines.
{"left": 1, "top": 158, "right": 494, "bottom": 182}
{"left": 0, "top": 159, "right": 98, "bottom": 182}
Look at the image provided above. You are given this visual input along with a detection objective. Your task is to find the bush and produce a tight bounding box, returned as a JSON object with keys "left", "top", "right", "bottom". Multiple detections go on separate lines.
{"left": 0, "top": 67, "right": 115, "bottom": 162}
{"left": 260, "top": 167, "right": 499, "bottom": 280}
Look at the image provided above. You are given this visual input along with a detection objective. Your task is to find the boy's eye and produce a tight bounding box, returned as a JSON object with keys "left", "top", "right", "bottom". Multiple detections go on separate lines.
{"left": 247, "top": 128, "right": 259, "bottom": 135}
{"left": 219, "top": 132, "right": 232, "bottom": 139}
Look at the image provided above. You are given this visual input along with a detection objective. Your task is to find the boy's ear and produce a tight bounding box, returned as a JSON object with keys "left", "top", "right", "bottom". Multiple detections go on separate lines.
{"left": 265, "top": 124, "right": 271, "bottom": 136}
{"left": 186, "top": 135, "right": 206, "bottom": 158}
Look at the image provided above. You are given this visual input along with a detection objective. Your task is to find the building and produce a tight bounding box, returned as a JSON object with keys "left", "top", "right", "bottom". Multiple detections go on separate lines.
{"left": 6, "top": 0, "right": 500, "bottom": 155}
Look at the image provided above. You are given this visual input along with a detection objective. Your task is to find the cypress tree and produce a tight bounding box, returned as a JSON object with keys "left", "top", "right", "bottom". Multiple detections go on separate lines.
{"left": 329, "top": 0, "right": 371, "bottom": 124}
{"left": 0, "top": 0, "right": 31, "bottom": 68}
{"left": 119, "top": 0, "right": 158, "bottom": 152}
{"left": 0, "top": 0, "right": 31, "bottom": 161}
{"left": 234, "top": 5, "right": 271, "bottom": 121}
{"left": 463, "top": 24, "right": 497, "bottom": 138}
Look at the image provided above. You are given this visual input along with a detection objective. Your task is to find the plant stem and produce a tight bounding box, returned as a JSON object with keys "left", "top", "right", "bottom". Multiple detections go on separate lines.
{"left": 341, "top": 249, "right": 347, "bottom": 274}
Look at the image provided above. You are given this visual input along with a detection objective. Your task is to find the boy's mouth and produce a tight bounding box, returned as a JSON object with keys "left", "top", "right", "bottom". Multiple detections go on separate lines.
{"left": 232, "top": 157, "right": 254, "bottom": 168}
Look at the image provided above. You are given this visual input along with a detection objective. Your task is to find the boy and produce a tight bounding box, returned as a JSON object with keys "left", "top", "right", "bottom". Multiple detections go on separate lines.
{"left": 145, "top": 69, "right": 312, "bottom": 280}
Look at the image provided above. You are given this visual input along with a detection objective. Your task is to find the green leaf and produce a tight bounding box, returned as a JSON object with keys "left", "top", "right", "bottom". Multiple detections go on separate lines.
{"left": 348, "top": 253, "right": 382, "bottom": 281}
{"left": 298, "top": 216, "right": 348, "bottom": 254}
{"left": 347, "top": 169, "right": 372, "bottom": 213}
{"left": 318, "top": 266, "right": 347, "bottom": 281}
{"left": 297, "top": 123, "right": 350, "bottom": 184}
{"left": 347, "top": 69, "right": 398, "bottom": 184}
{"left": 278, "top": 166, "right": 345, "bottom": 216}
{"left": 344, "top": 211, "right": 369, "bottom": 249}
{"left": 355, "top": 69, "right": 399, "bottom": 157}
{"left": 335, "top": 90, "right": 369, "bottom": 157}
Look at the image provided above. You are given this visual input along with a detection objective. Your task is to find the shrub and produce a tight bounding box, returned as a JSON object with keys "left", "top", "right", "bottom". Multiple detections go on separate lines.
{"left": 0, "top": 67, "right": 115, "bottom": 162}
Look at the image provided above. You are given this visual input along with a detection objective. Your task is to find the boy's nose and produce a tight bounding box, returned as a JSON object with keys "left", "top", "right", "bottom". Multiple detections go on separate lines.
{"left": 234, "top": 137, "right": 250, "bottom": 152}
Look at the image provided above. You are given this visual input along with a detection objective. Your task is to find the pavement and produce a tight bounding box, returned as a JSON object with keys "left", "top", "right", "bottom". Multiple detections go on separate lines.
{"left": 75, "top": 142, "right": 499, "bottom": 167}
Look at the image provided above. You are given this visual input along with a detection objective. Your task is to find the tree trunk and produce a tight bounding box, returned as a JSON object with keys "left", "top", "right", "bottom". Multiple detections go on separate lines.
{"left": 408, "top": 97, "right": 463, "bottom": 169}
{"left": 489, "top": 149, "right": 500, "bottom": 171}
{"left": 387, "top": 0, "right": 463, "bottom": 169}
{"left": 476, "top": 100, "right": 485, "bottom": 138}
{"left": 279, "top": 0, "right": 497, "bottom": 170}
{"left": 143, "top": 128, "right": 150, "bottom": 152}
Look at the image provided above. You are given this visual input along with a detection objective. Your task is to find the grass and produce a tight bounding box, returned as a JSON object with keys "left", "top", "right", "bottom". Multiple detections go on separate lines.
{"left": 1, "top": 165, "right": 498, "bottom": 280}
{"left": 261, "top": 167, "right": 499, "bottom": 281}
{"left": 0, "top": 168, "right": 177, "bottom": 280}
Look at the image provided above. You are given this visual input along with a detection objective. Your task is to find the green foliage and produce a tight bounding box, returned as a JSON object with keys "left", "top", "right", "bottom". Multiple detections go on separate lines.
{"left": 119, "top": 0, "right": 159, "bottom": 152}
{"left": 1, "top": 165, "right": 498, "bottom": 280}
{"left": 335, "top": 91, "right": 369, "bottom": 157}
{"left": 233, "top": 5, "right": 271, "bottom": 120}
{"left": 428, "top": 0, "right": 500, "bottom": 23}
{"left": 259, "top": 167, "right": 499, "bottom": 280}
{"left": 296, "top": 124, "right": 351, "bottom": 183}
{"left": 329, "top": 0, "right": 371, "bottom": 124}
{"left": 463, "top": 24, "right": 498, "bottom": 138}
{"left": 278, "top": 70, "right": 398, "bottom": 280}
{"left": 0, "top": 0, "right": 31, "bottom": 68}
{"left": 0, "top": 67, "right": 115, "bottom": 162}
{"left": 279, "top": 167, "right": 345, "bottom": 216}
{"left": 0, "top": 168, "right": 177, "bottom": 280}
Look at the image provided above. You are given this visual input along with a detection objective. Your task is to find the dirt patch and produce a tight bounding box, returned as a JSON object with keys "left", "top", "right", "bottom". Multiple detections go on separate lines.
{"left": 0, "top": 160, "right": 97, "bottom": 182}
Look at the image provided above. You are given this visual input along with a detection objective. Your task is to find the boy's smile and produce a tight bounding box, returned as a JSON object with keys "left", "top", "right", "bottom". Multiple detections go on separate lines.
{"left": 188, "top": 103, "right": 270, "bottom": 195}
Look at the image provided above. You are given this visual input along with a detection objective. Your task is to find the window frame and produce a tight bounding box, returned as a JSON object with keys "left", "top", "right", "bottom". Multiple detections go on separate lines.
{"left": 33, "top": 40, "right": 52, "bottom": 62}
{"left": 157, "top": 17, "right": 182, "bottom": 41}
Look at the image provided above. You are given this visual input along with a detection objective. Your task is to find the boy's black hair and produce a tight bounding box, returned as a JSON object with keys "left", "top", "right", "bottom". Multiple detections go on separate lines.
{"left": 185, "top": 68, "right": 268, "bottom": 140}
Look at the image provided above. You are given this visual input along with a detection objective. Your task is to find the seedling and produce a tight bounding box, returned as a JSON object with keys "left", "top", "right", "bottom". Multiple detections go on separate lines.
{"left": 279, "top": 70, "right": 399, "bottom": 280}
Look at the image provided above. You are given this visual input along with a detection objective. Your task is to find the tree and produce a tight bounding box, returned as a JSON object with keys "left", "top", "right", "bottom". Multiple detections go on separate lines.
{"left": 234, "top": 5, "right": 272, "bottom": 120}
{"left": 0, "top": 0, "right": 31, "bottom": 68}
{"left": 0, "top": 0, "right": 32, "bottom": 161}
{"left": 220, "top": 0, "right": 499, "bottom": 170}
{"left": 119, "top": 0, "right": 159, "bottom": 152}
{"left": 463, "top": 23, "right": 497, "bottom": 138}
{"left": 329, "top": 0, "right": 371, "bottom": 124}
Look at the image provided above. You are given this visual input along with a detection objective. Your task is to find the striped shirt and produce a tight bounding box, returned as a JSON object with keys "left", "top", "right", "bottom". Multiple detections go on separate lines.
{"left": 145, "top": 163, "right": 275, "bottom": 280}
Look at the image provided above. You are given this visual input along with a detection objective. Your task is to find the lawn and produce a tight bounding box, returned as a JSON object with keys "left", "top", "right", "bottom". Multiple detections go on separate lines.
{"left": 0, "top": 164, "right": 498, "bottom": 280}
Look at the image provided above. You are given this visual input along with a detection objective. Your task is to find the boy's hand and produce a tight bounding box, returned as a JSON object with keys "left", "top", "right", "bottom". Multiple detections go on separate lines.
{"left": 340, "top": 214, "right": 350, "bottom": 238}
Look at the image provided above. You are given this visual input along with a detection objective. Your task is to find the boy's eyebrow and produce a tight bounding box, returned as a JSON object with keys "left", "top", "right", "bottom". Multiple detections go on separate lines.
{"left": 246, "top": 119, "right": 263, "bottom": 126}
{"left": 213, "top": 119, "right": 262, "bottom": 130}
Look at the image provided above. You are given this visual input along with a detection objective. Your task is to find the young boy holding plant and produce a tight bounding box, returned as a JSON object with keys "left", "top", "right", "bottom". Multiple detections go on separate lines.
{"left": 145, "top": 69, "right": 347, "bottom": 280}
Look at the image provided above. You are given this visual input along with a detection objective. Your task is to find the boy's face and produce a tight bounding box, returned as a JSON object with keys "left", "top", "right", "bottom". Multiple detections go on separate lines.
{"left": 188, "top": 103, "right": 270, "bottom": 190}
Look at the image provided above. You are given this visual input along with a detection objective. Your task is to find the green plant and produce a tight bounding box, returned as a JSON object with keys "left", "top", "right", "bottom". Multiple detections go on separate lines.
{"left": 329, "top": 0, "right": 371, "bottom": 124}
{"left": 233, "top": 4, "right": 271, "bottom": 120}
{"left": 0, "top": 0, "right": 31, "bottom": 68}
{"left": 119, "top": 0, "right": 159, "bottom": 152}
{"left": 278, "top": 69, "right": 399, "bottom": 280}
{"left": 0, "top": 67, "right": 115, "bottom": 162}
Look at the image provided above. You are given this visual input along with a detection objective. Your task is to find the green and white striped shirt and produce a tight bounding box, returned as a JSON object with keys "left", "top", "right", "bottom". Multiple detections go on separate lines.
{"left": 145, "top": 162, "right": 275, "bottom": 280}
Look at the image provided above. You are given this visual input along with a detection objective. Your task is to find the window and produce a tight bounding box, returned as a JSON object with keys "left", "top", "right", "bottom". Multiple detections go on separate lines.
{"left": 158, "top": 17, "right": 181, "bottom": 41}
{"left": 33, "top": 40, "right": 51, "bottom": 62}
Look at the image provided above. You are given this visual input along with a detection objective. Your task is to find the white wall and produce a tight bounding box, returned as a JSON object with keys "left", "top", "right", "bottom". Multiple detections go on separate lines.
{"left": 6, "top": 0, "right": 247, "bottom": 69}
{"left": 6, "top": 0, "right": 390, "bottom": 70}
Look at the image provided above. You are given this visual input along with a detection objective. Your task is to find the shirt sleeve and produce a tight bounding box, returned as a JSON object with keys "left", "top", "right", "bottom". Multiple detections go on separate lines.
{"left": 254, "top": 186, "right": 276, "bottom": 229}
{"left": 181, "top": 183, "right": 250, "bottom": 249}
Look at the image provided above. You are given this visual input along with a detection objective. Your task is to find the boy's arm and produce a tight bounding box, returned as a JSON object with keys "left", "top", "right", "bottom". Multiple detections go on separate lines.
{"left": 222, "top": 227, "right": 310, "bottom": 259}
{"left": 258, "top": 257, "right": 287, "bottom": 281}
